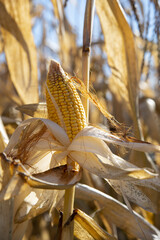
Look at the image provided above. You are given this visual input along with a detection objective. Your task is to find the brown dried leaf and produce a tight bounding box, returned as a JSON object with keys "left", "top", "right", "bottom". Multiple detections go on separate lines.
{"left": 0, "top": 0, "right": 38, "bottom": 104}
{"left": 73, "top": 209, "right": 116, "bottom": 240}
{"left": 24, "top": 164, "right": 82, "bottom": 190}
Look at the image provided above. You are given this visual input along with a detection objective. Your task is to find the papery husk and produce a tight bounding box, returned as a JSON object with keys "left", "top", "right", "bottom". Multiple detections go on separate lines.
{"left": 68, "top": 133, "right": 160, "bottom": 212}
{"left": 74, "top": 126, "right": 160, "bottom": 152}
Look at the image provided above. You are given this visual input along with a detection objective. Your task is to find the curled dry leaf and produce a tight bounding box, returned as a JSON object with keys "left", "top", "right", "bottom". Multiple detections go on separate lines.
{"left": 76, "top": 183, "right": 160, "bottom": 240}
{"left": 23, "top": 164, "right": 82, "bottom": 190}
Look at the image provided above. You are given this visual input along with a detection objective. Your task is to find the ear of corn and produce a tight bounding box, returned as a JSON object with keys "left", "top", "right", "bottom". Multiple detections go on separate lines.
{"left": 46, "top": 60, "right": 87, "bottom": 141}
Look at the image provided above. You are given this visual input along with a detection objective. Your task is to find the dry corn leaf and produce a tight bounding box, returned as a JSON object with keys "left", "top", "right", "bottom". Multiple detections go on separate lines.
{"left": 0, "top": 0, "right": 38, "bottom": 104}
{"left": 76, "top": 183, "right": 160, "bottom": 240}
{"left": 16, "top": 103, "right": 48, "bottom": 118}
{"left": 73, "top": 209, "right": 116, "bottom": 240}
{"left": 96, "top": 0, "right": 140, "bottom": 136}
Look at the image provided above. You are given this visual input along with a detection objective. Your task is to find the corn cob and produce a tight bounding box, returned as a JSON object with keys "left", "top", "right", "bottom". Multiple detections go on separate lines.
{"left": 46, "top": 60, "right": 87, "bottom": 141}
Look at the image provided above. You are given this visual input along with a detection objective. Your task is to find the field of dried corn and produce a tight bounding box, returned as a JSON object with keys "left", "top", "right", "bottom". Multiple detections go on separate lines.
{"left": 0, "top": 0, "right": 160, "bottom": 240}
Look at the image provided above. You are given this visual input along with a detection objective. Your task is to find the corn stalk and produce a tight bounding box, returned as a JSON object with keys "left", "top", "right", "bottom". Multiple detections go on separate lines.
{"left": 61, "top": 1, "right": 95, "bottom": 239}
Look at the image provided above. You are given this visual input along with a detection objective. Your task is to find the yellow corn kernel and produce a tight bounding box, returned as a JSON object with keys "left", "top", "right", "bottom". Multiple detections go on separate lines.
{"left": 46, "top": 60, "right": 87, "bottom": 141}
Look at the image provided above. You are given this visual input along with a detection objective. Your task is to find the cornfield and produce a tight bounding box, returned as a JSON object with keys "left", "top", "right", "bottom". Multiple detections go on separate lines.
{"left": 0, "top": 0, "right": 160, "bottom": 239}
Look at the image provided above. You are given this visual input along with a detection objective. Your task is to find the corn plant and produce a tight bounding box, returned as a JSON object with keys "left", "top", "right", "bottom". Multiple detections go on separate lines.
{"left": 0, "top": 0, "right": 160, "bottom": 240}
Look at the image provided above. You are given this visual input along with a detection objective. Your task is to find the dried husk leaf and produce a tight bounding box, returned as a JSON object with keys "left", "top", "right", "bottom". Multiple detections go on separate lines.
{"left": 76, "top": 184, "right": 160, "bottom": 240}
{"left": 73, "top": 209, "right": 116, "bottom": 240}
{"left": 69, "top": 136, "right": 157, "bottom": 181}
{"left": 0, "top": 0, "right": 38, "bottom": 104}
{"left": 4, "top": 118, "right": 70, "bottom": 156}
{"left": 74, "top": 126, "right": 160, "bottom": 153}
{"left": 68, "top": 134, "right": 160, "bottom": 211}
